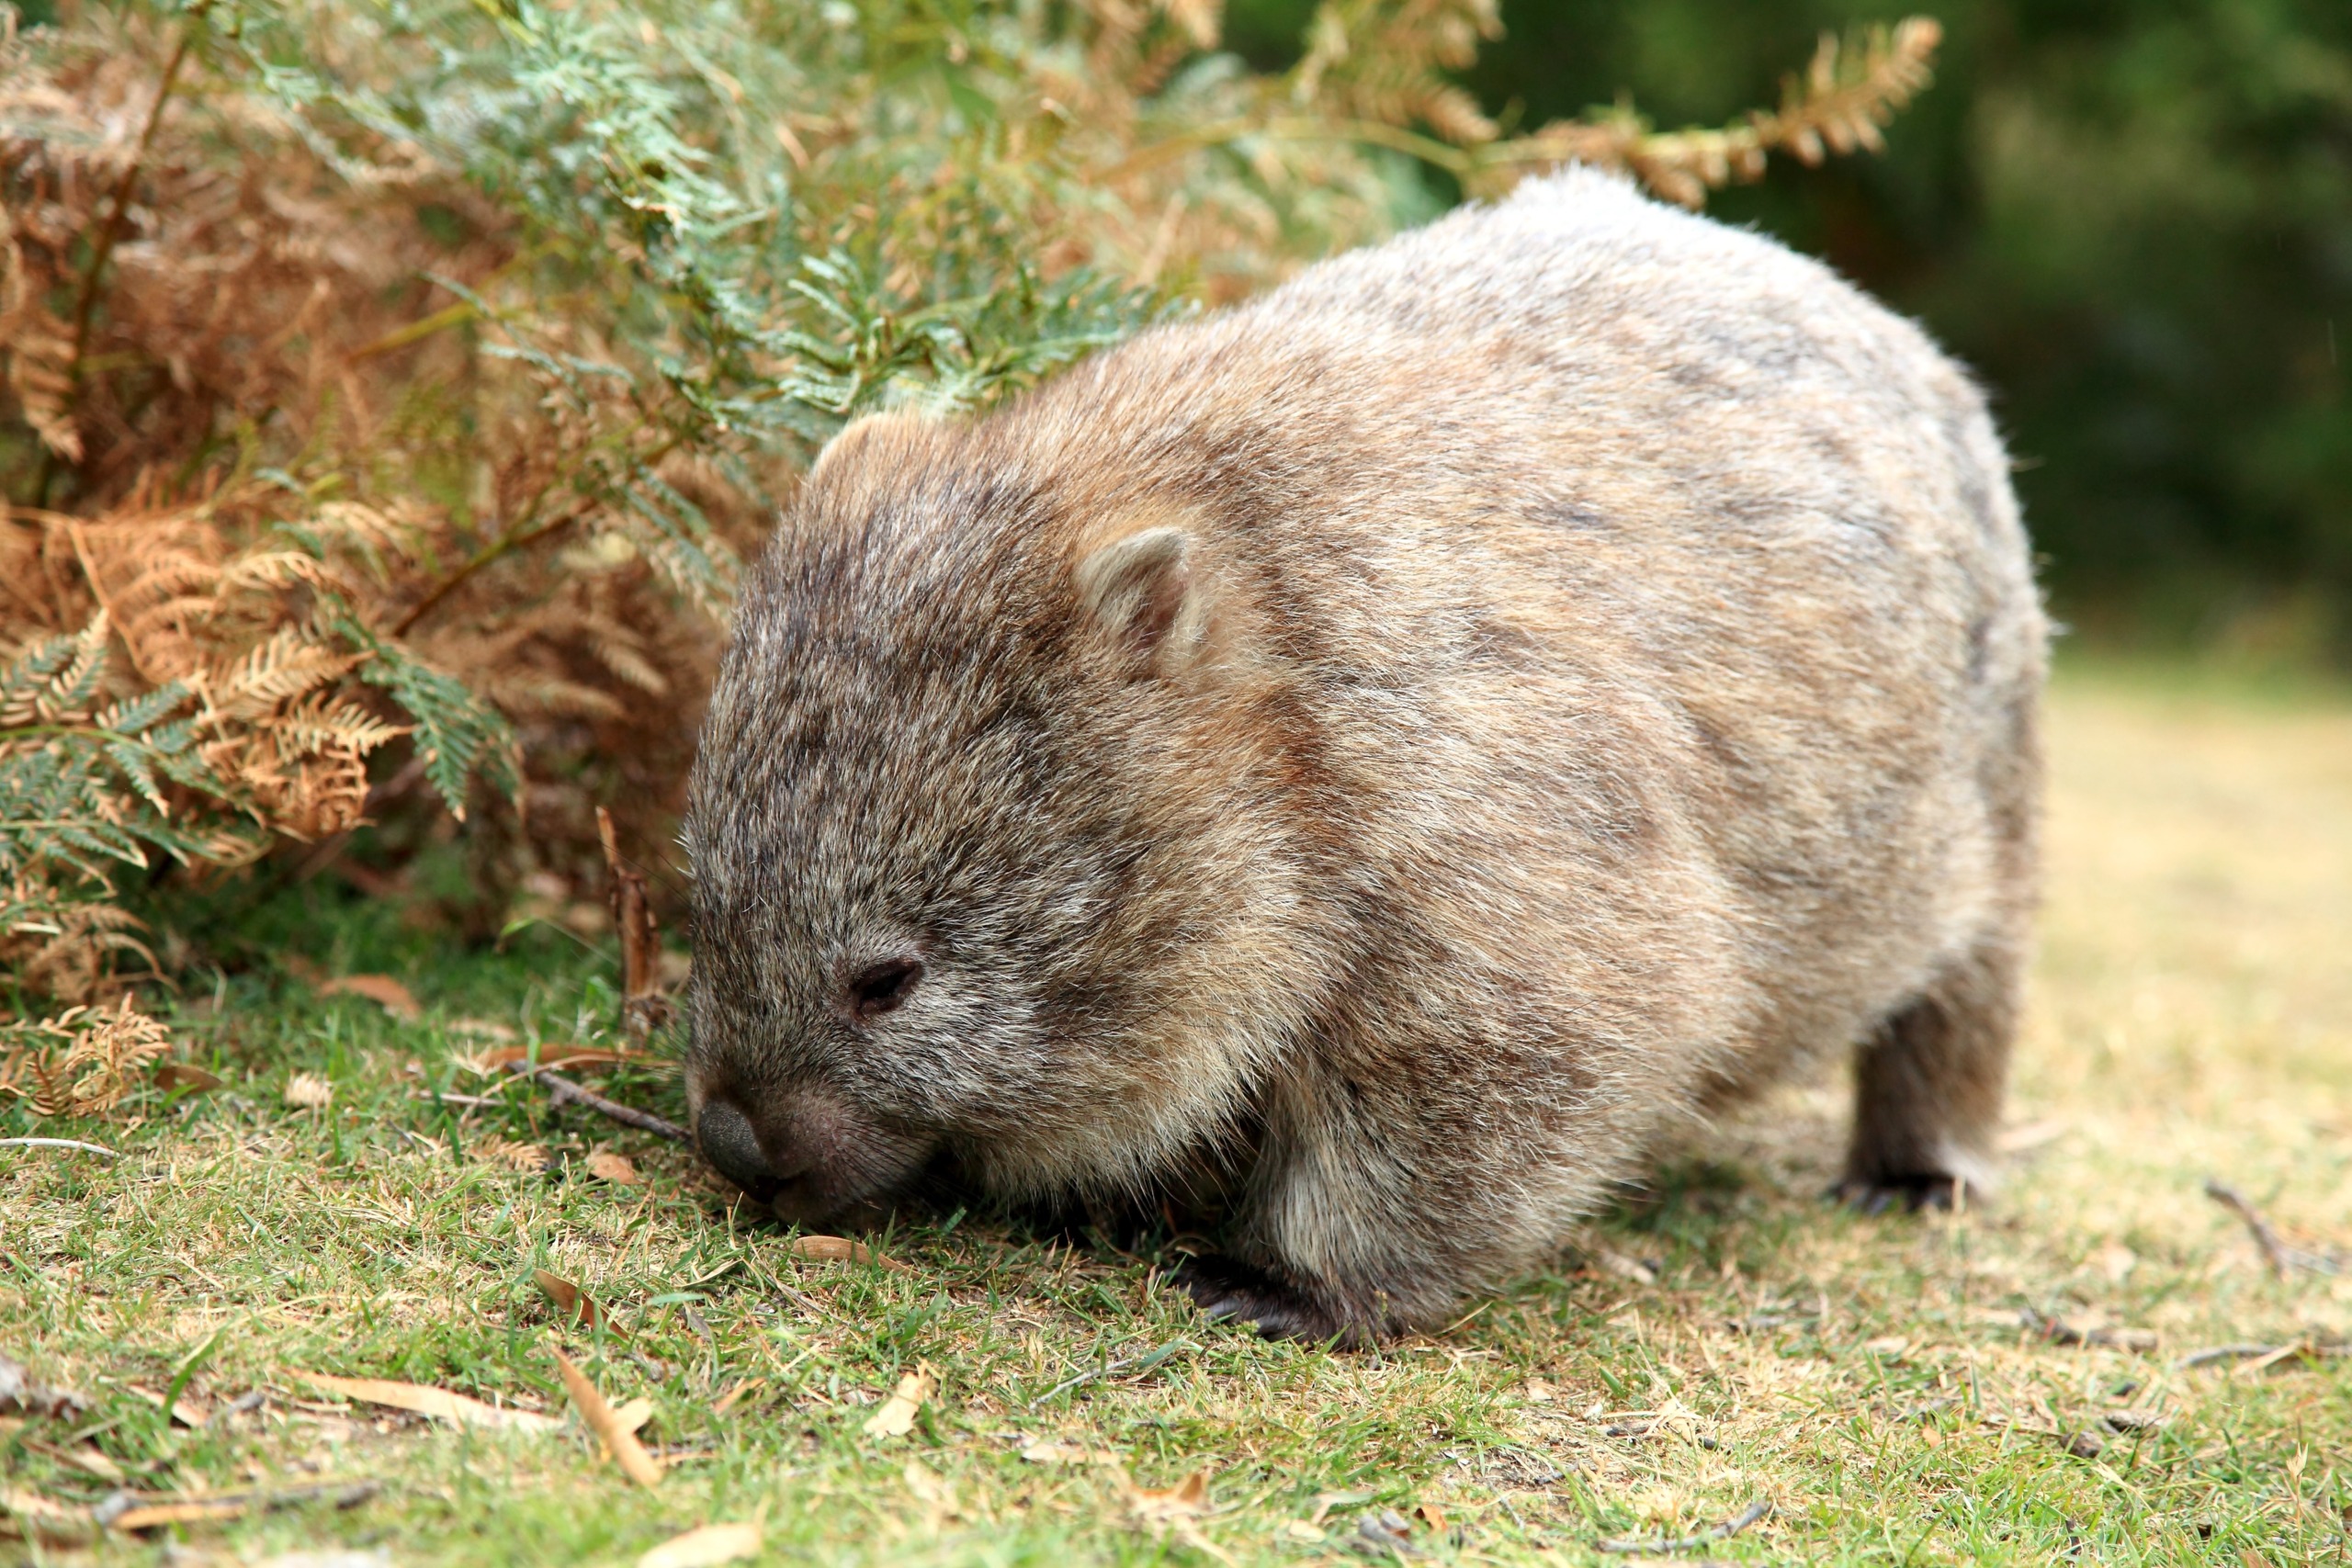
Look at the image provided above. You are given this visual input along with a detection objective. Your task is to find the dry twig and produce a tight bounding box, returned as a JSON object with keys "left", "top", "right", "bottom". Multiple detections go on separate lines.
{"left": 2174, "top": 1342, "right": 2345, "bottom": 1372}
{"left": 600, "top": 807, "right": 673, "bottom": 1045}
{"left": 509, "top": 1061, "right": 689, "bottom": 1144}
{"left": 0, "top": 1136, "right": 118, "bottom": 1158}
{"left": 2204, "top": 1179, "right": 2339, "bottom": 1276}
{"left": 2018, "top": 1308, "right": 2157, "bottom": 1352}
{"left": 1597, "top": 1498, "right": 1771, "bottom": 1555}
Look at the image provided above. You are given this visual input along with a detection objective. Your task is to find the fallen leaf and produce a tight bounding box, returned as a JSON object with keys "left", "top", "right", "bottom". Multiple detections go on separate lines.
{"left": 613, "top": 1396, "right": 653, "bottom": 1437}
{"left": 47, "top": 1444, "right": 124, "bottom": 1482}
{"left": 1522, "top": 1377, "right": 1556, "bottom": 1403}
{"left": 536, "top": 1269, "right": 617, "bottom": 1334}
{"left": 284, "top": 1073, "right": 334, "bottom": 1110}
{"left": 124, "top": 1382, "right": 210, "bottom": 1427}
{"left": 1414, "top": 1502, "right": 1447, "bottom": 1532}
{"left": 585, "top": 1150, "right": 643, "bottom": 1186}
{"left": 297, "top": 1372, "right": 561, "bottom": 1432}
{"left": 1308, "top": 1491, "right": 1374, "bottom": 1528}
{"left": 100, "top": 1481, "right": 381, "bottom": 1532}
{"left": 903, "top": 1458, "right": 962, "bottom": 1520}
{"left": 462, "top": 1043, "right": 638, "bottom": 1076}
{"left": 1127, "top": 1471, "right": 1209, "bottom": 1524}
{"left": 448, "top": 1018, "right": 519, "bottom": 1043}
{"left": 1128, "top": 1471, "right": 1232, "bottom": 1563}
{"left": 862, "top": 1365, "right": 935, "bottom": 1439}
{"left": 1281, "top": 1520, "right": 1328, "bottom": 1543}
{"left": 710, "top": 1378, "right": 762, "bottom": 1416}
{"left": 1020, "top": 1438, "right": 1119, "bottom": 1465}
{"left": 551, "top": 1348, "right": 662, "bottom": 1486}
{"left": 638, "top": 1520, "right": 762, "bottom": 1568}
{"left": 154, "top": 1061, "right": 224, "bottom": 1093}
{"left": 789, "top": 1234, "right": 909, "bottom": 1271}
{"left": 318, "top": 975, "right": 421, "bottom": 1021}
{"left": 1, "top": 1486, "right": 93, "bottom": 1546}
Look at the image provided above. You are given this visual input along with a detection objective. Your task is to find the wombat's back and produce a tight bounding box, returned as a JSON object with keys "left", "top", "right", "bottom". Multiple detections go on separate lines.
{"left": 993, "top": 166, "right": 2043, "bottom": 1114}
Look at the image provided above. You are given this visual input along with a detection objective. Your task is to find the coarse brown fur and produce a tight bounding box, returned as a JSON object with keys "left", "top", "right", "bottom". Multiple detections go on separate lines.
{"left": 684, "top": 167, "right": 2047, "bottom": 1343}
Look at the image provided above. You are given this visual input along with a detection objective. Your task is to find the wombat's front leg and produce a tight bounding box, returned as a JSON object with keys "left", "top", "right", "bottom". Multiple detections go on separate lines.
{"left": 1171, "top": 1253, "right": 1374, "bottom": 1347}
{"left": 1170, "top": 1098, "right": 1491, "bottom": 1345}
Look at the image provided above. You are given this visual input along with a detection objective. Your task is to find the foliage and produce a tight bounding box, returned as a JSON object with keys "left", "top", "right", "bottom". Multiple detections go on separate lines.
{"left": 0, "top": 0, "right": 1933, "bottom": 1015}
{"left": 1428, "top": 0, "right": 2352, "bottom": 649}
{"left": 0, "top": 991, "right": 170, "bottom": 1114}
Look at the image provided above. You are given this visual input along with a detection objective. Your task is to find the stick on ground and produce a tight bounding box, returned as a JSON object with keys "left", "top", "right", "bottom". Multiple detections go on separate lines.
{"left": 1597, "top": 1498, "right": 1771, "bottom": 1554}
{"left": 0, "top": 1137, "right": 119, "bottom": 1158}
{"left": 510, "top": 1062, "right": 690, "bottom": 1145}
{"left": 2205, "top": 1179, "right": 2293, "bottom": 1276}
{"left": 2204, "top": 1178, "right": 2338, "bottom": 1276}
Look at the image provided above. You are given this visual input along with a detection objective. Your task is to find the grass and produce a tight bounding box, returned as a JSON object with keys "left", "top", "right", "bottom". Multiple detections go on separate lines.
{"left": 4, "top": 657, "right": 2349, "bottom": 1565}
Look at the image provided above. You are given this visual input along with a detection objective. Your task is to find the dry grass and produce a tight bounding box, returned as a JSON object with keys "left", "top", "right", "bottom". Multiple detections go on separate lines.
{"left": 2, "top": 658, "right": 2347, "bottom": 1564}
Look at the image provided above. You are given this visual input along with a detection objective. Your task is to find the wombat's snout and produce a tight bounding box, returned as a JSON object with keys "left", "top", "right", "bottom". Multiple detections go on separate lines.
{"left": 695, "top": 1099, "right": 780, "bottom": 1201}
{"left": 694, "top": 1089, "right": 906, "bottom": 1226}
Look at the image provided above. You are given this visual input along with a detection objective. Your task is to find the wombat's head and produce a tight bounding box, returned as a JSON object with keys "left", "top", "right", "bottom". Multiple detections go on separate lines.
{"left": 684, "top": 413, "right": 1327, "bottom": 1227}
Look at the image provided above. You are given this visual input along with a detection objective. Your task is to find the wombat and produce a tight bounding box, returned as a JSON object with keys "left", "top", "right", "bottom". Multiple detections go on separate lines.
{"left": 684, "top": 167, "right": 2045, "bottom": 1343}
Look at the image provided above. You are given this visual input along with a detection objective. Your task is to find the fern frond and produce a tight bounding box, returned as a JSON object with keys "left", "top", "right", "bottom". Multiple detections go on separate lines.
{"left": 0, "top": 996, "right": 173, "bottom": 1117}
{"left": 1471, "top": 17, "right": 1943, "bottom": 206}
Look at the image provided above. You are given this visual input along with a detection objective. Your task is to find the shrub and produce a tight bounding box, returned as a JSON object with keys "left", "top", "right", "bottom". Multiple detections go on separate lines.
{"left": 0, "top": 0, "right": 1937, "bottom": 1040}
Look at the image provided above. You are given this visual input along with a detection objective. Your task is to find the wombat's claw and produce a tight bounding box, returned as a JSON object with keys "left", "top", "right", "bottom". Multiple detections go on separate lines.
{"left": 1171, "top": 1254, "right": 1363, "bottom": 1346}
{"left": 1830, "top": 1173, "right": 1963, "bottom": 1214}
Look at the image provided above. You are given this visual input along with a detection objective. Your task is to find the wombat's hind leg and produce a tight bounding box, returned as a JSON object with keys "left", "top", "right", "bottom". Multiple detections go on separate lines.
{"left": 1836, "top": 935, "right": 2021, "bottom": 1213}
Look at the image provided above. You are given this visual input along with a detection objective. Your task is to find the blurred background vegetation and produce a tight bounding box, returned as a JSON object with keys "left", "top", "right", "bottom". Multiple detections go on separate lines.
{"left": 1, "top": 0, "right": 2346, "bottom": 1030}
{"left": 1230, "top": 0, "right": 2352, "bottom": 661}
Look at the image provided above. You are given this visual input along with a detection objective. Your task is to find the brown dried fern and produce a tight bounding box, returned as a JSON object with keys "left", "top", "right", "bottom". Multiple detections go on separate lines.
{"left": 1468, "top": 18, "right": 1945, "bottom": 205}
{"left": 0, "top": 995, "right": 173, "bottom": 1118}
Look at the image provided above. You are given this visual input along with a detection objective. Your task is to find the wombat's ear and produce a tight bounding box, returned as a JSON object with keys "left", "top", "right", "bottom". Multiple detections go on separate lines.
{"left": 1073, "top": 525, "right": 1203, "bottom": 675}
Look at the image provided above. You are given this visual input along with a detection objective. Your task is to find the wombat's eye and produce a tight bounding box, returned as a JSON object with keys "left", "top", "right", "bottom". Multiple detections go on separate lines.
{"left": 843, "top": 956, "right": 922, "bottom": 1022}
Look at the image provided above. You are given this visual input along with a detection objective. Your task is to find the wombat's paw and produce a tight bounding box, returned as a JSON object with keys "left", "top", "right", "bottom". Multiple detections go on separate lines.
{"left": 1171, "top": 1254, "right": 1371, "bottom": 1347}
{"left": 1830, "top": 1173, "right": 1968, "bottom": 1214}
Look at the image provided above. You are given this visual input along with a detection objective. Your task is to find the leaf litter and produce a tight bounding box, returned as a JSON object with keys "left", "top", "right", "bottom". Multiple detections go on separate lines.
{"left": 862, "top": 1365, "right": 936, "bottom": 1439}
{"left": 296, "top": 1372, "right": 562, "bottom": 1432}
{"left": 316, "top": 975, "right": 422, "bottom": 1020}
{"left": 552, "top": 1346, "right": 663, "bottom": 1486}
{"left": 637, "top": 1519, "right": 762, "bottom": 1568}
{"left": 537, "top": 1269, "right": 620, "bottom": 1334}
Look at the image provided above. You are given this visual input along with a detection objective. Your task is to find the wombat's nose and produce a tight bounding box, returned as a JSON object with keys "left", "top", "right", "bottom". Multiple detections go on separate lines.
{"left": 695, "top": 1100, "right": 780, "bottom": 1201}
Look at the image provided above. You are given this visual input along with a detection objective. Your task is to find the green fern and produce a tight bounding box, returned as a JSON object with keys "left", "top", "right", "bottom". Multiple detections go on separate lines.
{"left": 321, "top": 605, "right": 520, "bottom": 819}
{"left": 0, "top": 626, "right": 259, "bottom": 893}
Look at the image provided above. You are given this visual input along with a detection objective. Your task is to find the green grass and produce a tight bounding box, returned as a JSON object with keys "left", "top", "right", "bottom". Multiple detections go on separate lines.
{"left": 5, "top": 660, "right": 2350, "bottom": 1564}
